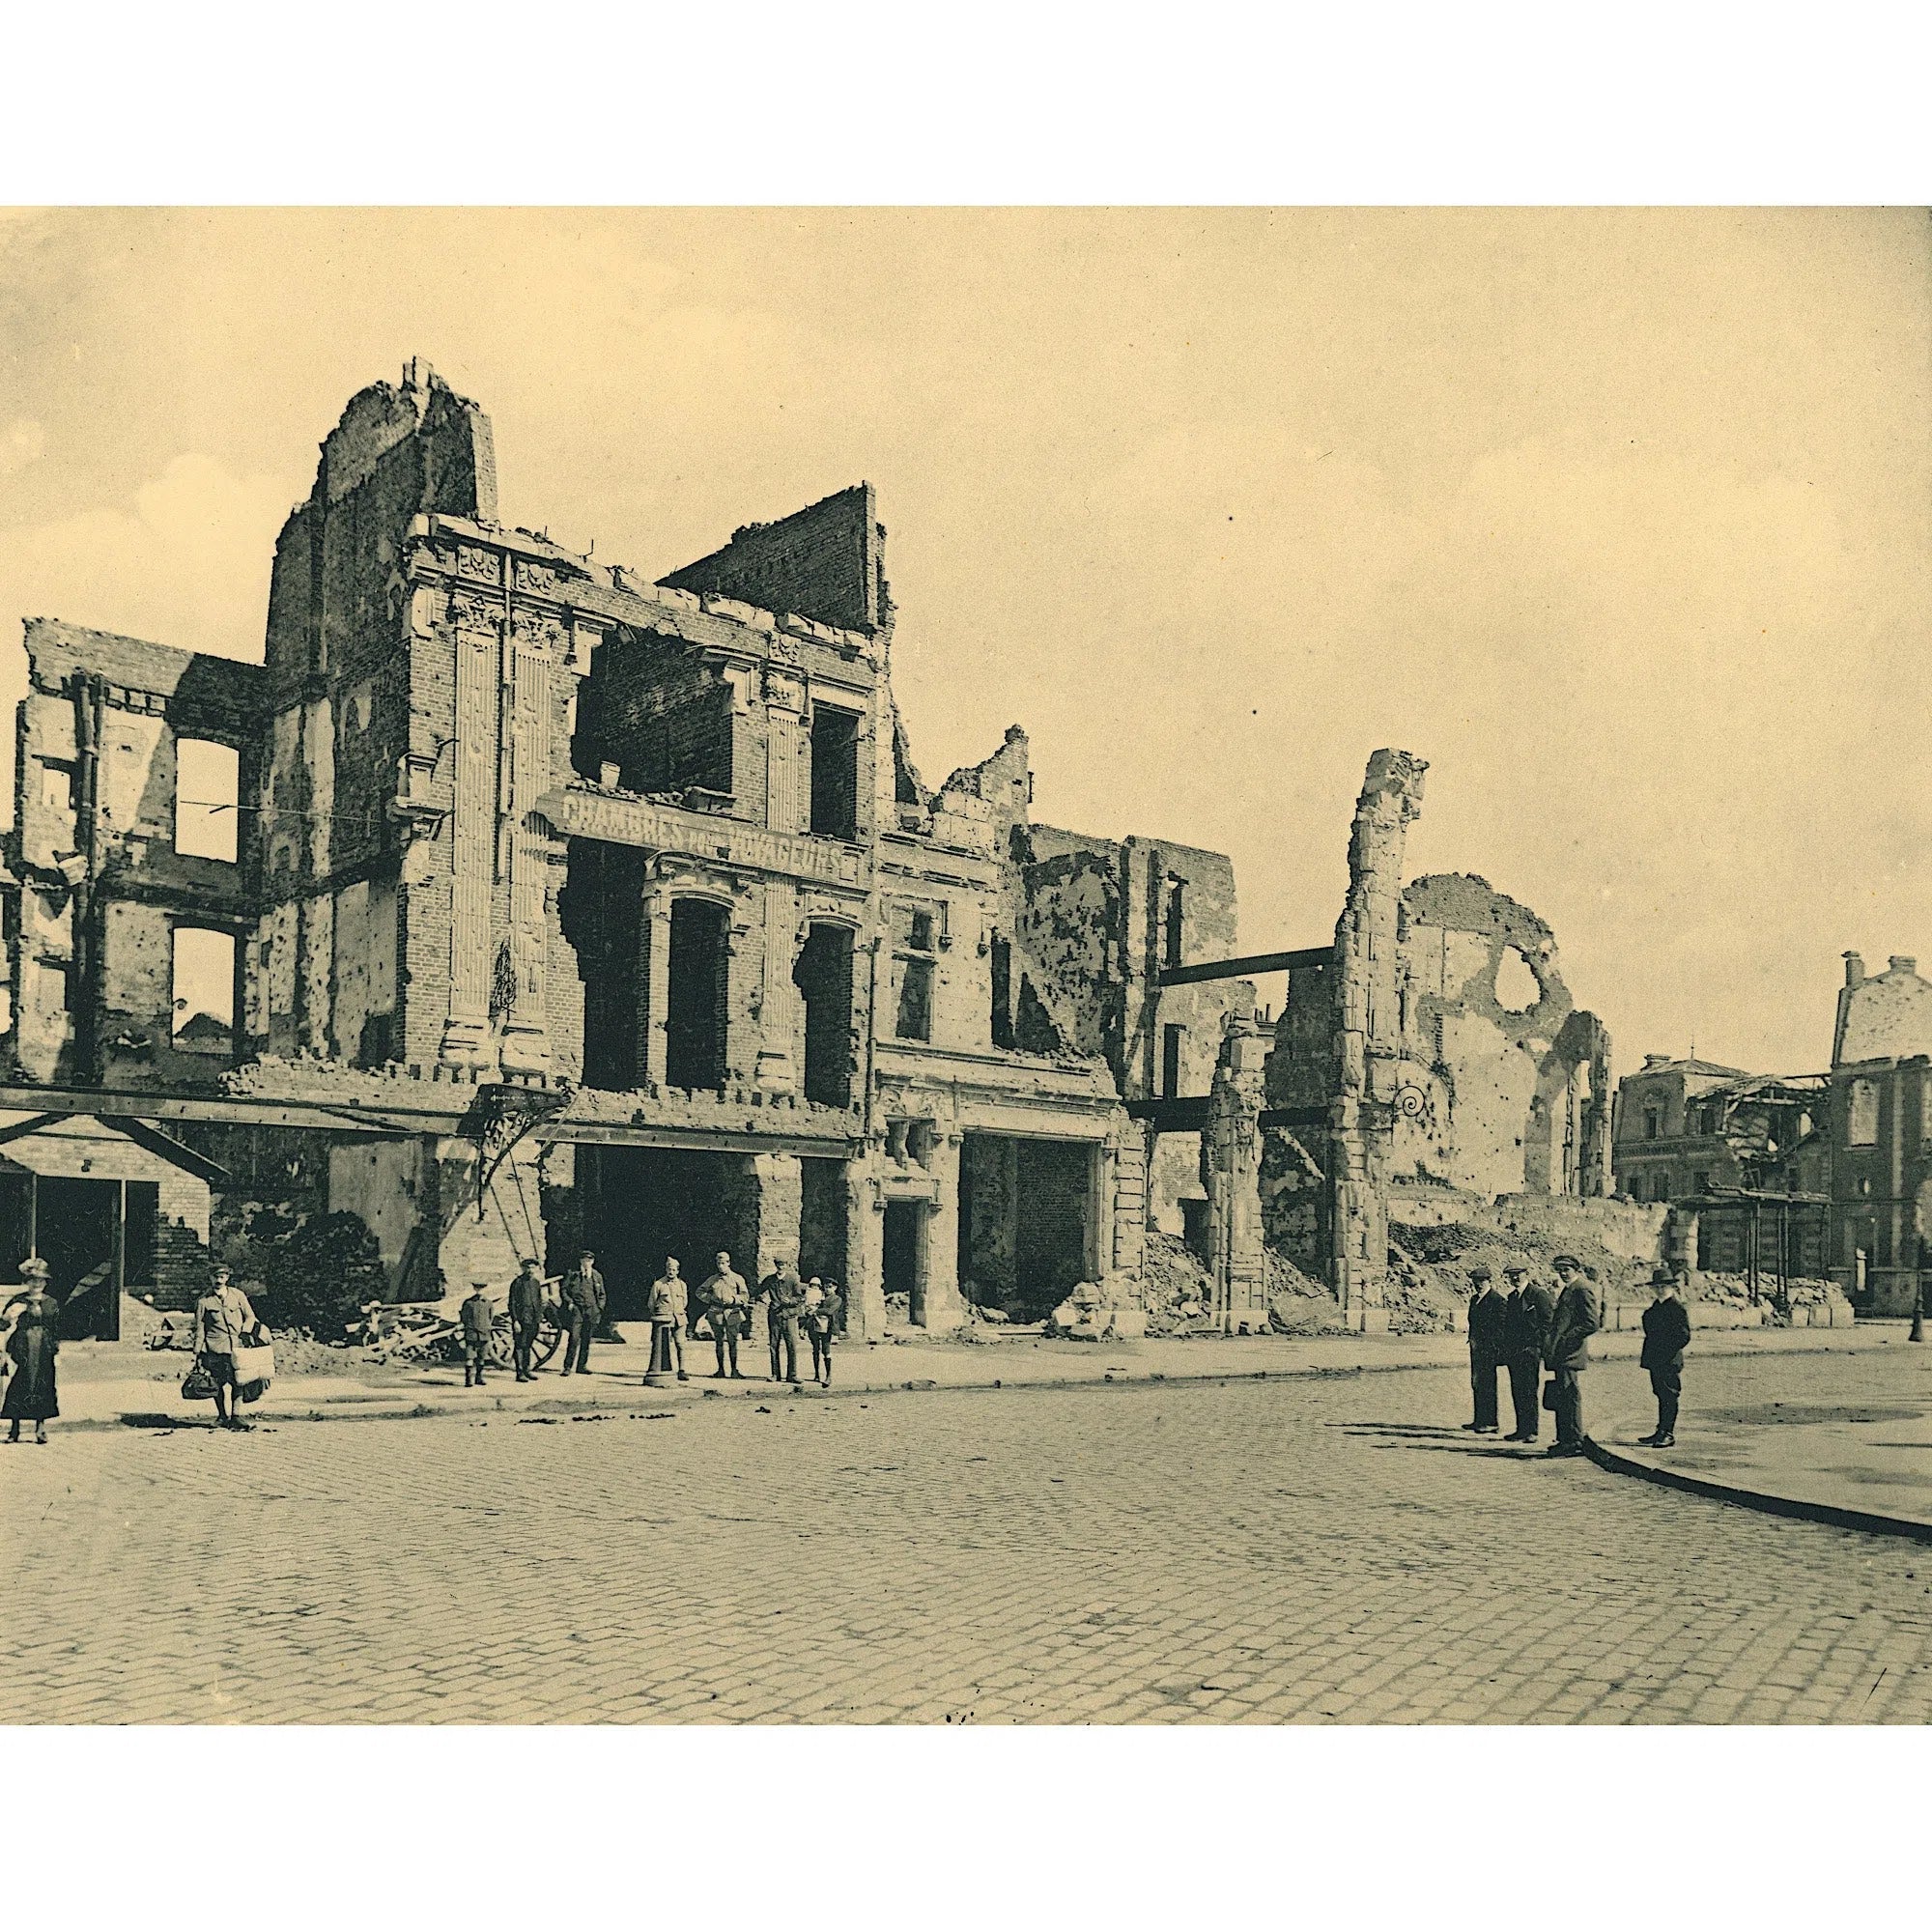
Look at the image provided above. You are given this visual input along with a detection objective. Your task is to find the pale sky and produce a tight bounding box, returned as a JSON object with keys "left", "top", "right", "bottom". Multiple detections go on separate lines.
{"left": 1, "top": 208, "right": 1925, "bottom": 1076}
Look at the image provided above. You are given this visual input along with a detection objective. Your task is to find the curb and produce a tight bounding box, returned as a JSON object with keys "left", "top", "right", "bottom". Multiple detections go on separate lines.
{"left": 1583, "top": 1435, "right": 1932, "bottom": 1546}
{"left": 59, "top": 1327, "right": 1897, "bottom": 1436}
{"left": 66, "top": 1354, "right": 1456, "bottom": 1435}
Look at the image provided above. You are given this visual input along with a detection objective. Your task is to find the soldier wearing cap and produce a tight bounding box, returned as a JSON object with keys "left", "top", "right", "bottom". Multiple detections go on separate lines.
{"left": 1543, "top": 1253, "right": 1602, "bottom": 1457}
{"left": 1463, "top": 1264, "right": 1509, "bottom": 1435}
{"left": 1500, "top": 1261, "right": 1552, "bottom": 1442}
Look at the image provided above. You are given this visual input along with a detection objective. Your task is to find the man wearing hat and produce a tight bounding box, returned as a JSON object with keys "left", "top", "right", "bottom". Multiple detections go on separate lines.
{"left": 1638, "top": 1266, "right": 1691, "bottom": 1447}
{"left": 559, "top": 1249, "right": 606, "bottom": 1376}
{"left": 1542, "top": 1254, "right": 1602, "bottom": 1457}
{"left": 1463, "top": 1264, "right": 1510, "bottom": 1435}
{"left": 459, "top": 1280, "right": 497, "bottom": 1388}
{"left": 1500, "top": 1262, "right": 1552, "bottom": 1443}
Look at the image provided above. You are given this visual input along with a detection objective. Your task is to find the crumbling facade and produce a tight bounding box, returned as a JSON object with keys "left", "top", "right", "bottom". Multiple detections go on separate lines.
{"left": 0, "top": 363, "right": 1212, "bottom": 1336}
{"left": 1263, "top": 749, "right": 1614, "bottom": 1328}
{"left": 0, "top": 368, "right": 1629, "bottom": 1344}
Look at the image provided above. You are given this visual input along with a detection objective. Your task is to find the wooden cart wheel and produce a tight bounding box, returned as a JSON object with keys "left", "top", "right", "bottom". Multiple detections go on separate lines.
{"left": 486, "top": 1316, "right": 518, "bottom": 1369}
{"left": 530, "top": 1316, "right": 565, "bottom": 1369}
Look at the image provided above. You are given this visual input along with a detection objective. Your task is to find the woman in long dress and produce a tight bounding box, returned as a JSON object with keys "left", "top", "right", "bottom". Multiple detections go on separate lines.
{"left": 3, "top": 1260, "right": 60, "bottom": 1444}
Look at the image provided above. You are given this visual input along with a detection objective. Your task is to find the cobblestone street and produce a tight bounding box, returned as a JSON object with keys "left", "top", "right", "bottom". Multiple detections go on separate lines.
{"left": 5, "top": 1350, "right": 1932, "bottom": 1723}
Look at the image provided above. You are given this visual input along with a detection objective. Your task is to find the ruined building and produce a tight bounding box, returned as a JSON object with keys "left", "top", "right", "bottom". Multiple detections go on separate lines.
{"left": 0, "top": 364, "right": 1237, "bottom": 1337}
{"left": 1176, "top": 751, "right": 1617, "bottom": 1331}
{"left": 0, "top": 366, "right": 1619, "bottom": 1343}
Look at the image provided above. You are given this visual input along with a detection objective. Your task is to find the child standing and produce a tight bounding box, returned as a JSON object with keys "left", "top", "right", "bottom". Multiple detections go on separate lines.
{"left": 460, "top": 1281, "right": 497, "bottom": 1388}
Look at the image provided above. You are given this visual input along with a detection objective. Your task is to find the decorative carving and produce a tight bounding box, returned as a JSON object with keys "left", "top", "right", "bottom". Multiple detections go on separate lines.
{"left": 448, "top": 590, "right": 502, "bottom": 637}
{"left": 455, "top": 545, "right": 502, "bottom": 585}
{"left": 511, "top": 609, "right": 565, "bottom": 654}
{"left": 515, "top": 557, "right": 566, "bottom": 597}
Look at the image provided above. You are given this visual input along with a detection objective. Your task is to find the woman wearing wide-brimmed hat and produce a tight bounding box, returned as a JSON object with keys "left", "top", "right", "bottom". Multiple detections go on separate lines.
{"left": 2, "top": 1259, "right": 60, "bottom": 1444}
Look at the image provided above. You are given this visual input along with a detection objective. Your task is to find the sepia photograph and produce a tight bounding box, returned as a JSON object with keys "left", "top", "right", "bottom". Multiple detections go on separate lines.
{"left": 2, "top": 206, "right": 1931, "bottom": 1742}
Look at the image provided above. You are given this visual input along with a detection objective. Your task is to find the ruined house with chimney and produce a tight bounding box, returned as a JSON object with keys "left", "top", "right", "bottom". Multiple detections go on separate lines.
{"left": 0, "top": 364, "right": 1615, "bottom": 1341}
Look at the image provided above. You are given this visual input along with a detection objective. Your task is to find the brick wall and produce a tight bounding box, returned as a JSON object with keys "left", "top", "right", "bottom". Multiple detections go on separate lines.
{"left": 660, "top": 484, "right": 883, "bottom": 636}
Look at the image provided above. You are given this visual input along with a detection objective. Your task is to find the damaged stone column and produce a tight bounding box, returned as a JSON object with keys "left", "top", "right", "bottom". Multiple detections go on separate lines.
{"left": 1202, "top": 1013, "right": 1270, "bottom": 1334}
{"left": 1329, "top": 749, "right": 1428, "bottom": 1332}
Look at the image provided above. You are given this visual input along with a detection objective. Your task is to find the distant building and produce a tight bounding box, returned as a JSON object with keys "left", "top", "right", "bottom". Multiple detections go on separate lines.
{"left": 1612, "top": 1056, "right": 1753, "bottom": 1204}
{"left": 1826, "top": 1053, "right": 1932, "bottom": 1315}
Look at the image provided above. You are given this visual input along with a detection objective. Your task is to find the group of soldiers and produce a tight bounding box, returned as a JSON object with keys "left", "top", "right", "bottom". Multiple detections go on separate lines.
{"left": 456, "top": 1249, "right": 843, "bottom": 1391}
{"left": 1461, "top": 1252, "right": 1691, "bottom": 1454}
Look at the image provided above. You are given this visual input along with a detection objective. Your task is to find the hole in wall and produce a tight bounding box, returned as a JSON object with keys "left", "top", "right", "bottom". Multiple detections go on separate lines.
{"left": 1493, "top": 944, "right": 1540, "bottom": 1015}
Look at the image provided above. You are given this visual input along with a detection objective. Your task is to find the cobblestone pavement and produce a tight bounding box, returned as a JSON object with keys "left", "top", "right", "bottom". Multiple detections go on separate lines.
{"left": 5, "top": 1350, "right": 1932, "bottom": 1723}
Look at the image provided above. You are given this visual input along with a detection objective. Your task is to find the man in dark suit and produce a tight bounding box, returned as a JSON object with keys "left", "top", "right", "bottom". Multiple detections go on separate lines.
{"left": 1463, "top": 1264, "right": 1509, "bottom": 1435}
{"left": 1500, "top": 1262, "right": 1552, "bottom": 1443}
{"left": 1543, "top": 1253, "right": 1602, "bottom": 1457}
{"left": 559, "top": 1250, "right": 606, "bottom": 1376}
{"left": 756, "top": 1257, "right": 808, "bottom": 1387}
{"left": 508, "top": 1257, "right": 546, "bottom": 1381}
{"left": 1638, "top": 1267, "right": 1692, "bottom": 1447}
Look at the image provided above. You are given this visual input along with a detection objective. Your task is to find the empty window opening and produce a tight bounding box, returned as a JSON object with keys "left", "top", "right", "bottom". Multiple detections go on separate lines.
{"left": 895, "top": 956, "right": 935, "bottom": 1042}
{"left": 1848, "top": 1077, "right": 1880, "bottom": 1148}
{"left": 810, "top": 704, "right": 861, "bottom": 840}
{"left": 1493, "top": 944, "right": 1540, "bottom": 1014}
{"left": 990, "top": 932, "right": 1015, "bottom": 1050}
{"left": 1643, "top": 1106, "right": 1662, "bottom": 1141}
{"left": 175, "top": 739, "right": 240, "bottom": 864}
{"left": 666, "top": 899, "right": 729, "bottom": 1092}
{"left": 172, "top": 926, "right": 237, "bottom": 1054}
{"left": 909, "top": 908, "right": 935, "bottom": 952}
{"left": 1162, "top": 1023, "right": 1184, "bottom": 1098}
{"left": 795, "top": 922, "right": 855, "bottom": 1108}
{"left": 38, "top": 760, "right": 74, "bottom": 816}
{"left": 1164, "top": 878, "right": 1186, "bottom": 970}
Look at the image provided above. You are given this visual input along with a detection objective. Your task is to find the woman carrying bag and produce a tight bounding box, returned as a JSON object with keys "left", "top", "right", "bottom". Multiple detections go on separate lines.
{"left": 3, "top": 1259, "right": 61, "bottom": 1444}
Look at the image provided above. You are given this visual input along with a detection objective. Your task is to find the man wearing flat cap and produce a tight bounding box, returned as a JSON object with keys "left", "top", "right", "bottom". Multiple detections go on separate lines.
{"left": 1463, "top": 1264, "right": 1509, "bottom": 1435}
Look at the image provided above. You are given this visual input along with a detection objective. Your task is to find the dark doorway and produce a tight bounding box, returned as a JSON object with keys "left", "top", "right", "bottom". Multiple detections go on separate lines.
{"left": 810, "top": 704, "right": 861, "bottom": 840}
{"left": 795, "top": 923, "right": 855, "bottom": 1107}
{"left": 582, "top": 1146, "right": 755, "bottom": 1323}
{"left": 666, "top": 898, "right": 729, "bottom": 1092}
{"left": 958, "top": 1132, "right": 1093, "bottom": 1322}
{"left": 38, "top": 1177, "right": 122, "bottom": 1340}
{"left": 882, "top": 1199, "right": 925, "bottom": 1325}
{"left": 799, "top": 1158, "right": 848, "bottom": 1306}
{"left": 1179, "top": 1196, "right": 1209, "bottom": 1261}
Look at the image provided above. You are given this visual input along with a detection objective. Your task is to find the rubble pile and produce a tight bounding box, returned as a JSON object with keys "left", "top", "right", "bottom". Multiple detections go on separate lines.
{"left": 1264, "top": 1248, "right": 1344, "bottom": 1334}
{"left": 1139, "top": 1233, "right": 1216, "bottom": 1336}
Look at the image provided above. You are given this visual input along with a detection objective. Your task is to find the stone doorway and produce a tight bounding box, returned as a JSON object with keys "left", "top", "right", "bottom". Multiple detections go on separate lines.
{"left": 882, "top": 1198, "right": 927, "bottom": 1325}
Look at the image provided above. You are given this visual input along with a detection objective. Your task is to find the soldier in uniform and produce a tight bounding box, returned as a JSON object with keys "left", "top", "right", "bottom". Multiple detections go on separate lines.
{"left": 646, "top": 1258, "right": 691, "bottom": 1382}
{"left": 1500, "top": 1261, "right": 1552, "bottom": 1443}
{"left": 1463, "top": 1264, "right": 1509, "bottom": 1435}
{"left": 1543, "top": 1253, "right": 1602, "bottom": 1457}
{"left": 1638, "top": 1266, "right": 1692, "bottom": 1447}
{"left": 699, "top": 1251, "right": 750, "bottom": 1379}
{"left": 559, "top": 1250, "right": 606, "bottom": 1376}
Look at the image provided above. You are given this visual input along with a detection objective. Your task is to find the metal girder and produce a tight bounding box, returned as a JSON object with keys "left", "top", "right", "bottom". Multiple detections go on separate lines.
{"left": 1156, "top": 946, "right": 1331, "bottom": 987}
